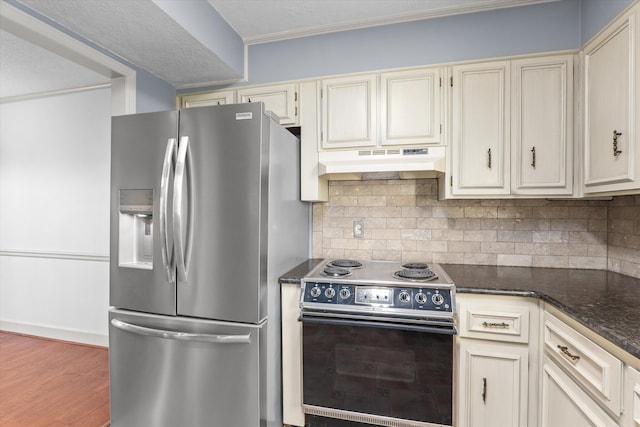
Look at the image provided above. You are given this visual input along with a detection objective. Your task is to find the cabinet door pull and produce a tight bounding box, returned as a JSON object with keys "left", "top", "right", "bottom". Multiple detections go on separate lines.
{"left": 613, "top": 130, "right": 622, "bottom": 157}
{"left": 487, "top": 148, "right": 492, "bottom": 169}
{"left": 531, "top": 146, "right": 536, "bottom": 168}
{"left": 482, "top": 321, "right": 509, "bottom": 328}
{"left": 557, "top": 345, "right": 580, "bottom": 361}
{"left": 482, "top": 377, "right": 487, "bottom": 403}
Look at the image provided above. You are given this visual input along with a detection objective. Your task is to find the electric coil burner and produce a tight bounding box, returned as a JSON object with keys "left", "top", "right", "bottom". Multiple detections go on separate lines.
{"left": 300, "top": 259, "right": 457, "bottom": 427}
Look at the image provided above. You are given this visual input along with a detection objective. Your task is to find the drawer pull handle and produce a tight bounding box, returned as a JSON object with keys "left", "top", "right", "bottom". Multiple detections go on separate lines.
{"left": 482, "top": 377, "right": 487, "bottom": 403}
{"left": 557, "top": 345, "right": 580, "bottom": 361}
{"left": 482, "top": 321, "right": 509, "bottom": 329}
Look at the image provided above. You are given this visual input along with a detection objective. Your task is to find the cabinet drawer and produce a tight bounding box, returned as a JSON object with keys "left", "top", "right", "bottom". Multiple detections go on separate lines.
{"left": 543, "top": 311, "right": 623, "bottom": 415}
{"left": 458, "top": 296, "right": 532, "bottom": 343}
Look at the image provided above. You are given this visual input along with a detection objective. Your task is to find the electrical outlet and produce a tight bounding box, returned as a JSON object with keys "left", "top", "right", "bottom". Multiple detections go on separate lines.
{"left": 353, "top": 221, "right": 364, "bottom": 238}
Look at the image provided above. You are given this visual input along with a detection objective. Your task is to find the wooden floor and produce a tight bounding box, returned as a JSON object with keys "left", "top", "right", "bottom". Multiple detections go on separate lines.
{"left": 0, "top": 331, "right": 110, "bottom": 427}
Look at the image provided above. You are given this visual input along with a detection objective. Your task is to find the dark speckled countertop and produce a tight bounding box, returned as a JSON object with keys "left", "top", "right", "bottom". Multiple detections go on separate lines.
{"left": 280, "top": 259, "right": 640, "bottom": 361}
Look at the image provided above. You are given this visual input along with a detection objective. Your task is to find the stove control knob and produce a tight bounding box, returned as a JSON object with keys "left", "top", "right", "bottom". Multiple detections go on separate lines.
{"left": 415, "top": 292, "right": 427, "bottom": 305}
{"left": 310, "top": 286, "right": 321, "bottom": 298}
{"left": 339, "top": 288, "right": 351, "bottom": 299}
{"left": 324, "top": 287, "right": 336, "bottom": 298}
{"left": 432, "top": 293, "right": 445, "bottom": 306}
{"left": 398, "top": 291, "right": 411, "bottom": 303}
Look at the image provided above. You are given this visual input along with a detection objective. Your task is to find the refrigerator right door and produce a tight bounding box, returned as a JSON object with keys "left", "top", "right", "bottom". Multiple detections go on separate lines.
{"left": 109, "top": 309, "right": 263, "bottom": 427}
{"left": 176, "top": 104, "right": 267, "bottom": 323}
{"left": 110, "top": 111, "right": 178, "bottom": 315}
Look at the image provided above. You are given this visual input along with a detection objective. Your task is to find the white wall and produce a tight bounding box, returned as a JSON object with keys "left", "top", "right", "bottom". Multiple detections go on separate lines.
{"left": 0, "top": 87, "right": 111, "bottom": 345}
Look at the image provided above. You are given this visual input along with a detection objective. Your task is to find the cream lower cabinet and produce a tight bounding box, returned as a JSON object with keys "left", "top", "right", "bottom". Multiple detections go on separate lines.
{"left": 281, "top": 283, "right": 305, "bottom": 427}
{"left": 458, "top": 339, "right": 529, "bottom": 427}
{"left": 541, "top": 355, "right": 619, "bottom": 427}
{"left": 456, "top": 294, "right": 539, "bottom": 427}
{"left": 623, "top": 366, "right": 640, "bottom": 427}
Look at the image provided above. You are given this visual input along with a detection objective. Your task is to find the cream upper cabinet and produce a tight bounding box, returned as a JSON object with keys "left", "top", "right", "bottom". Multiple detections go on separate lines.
{"left": 584, "top": 5, "right": 639, "bottom": 194}
{"left": 511, "top": 55, "right": 573, "bottom": 196}
{"left": 179, "top": 83, "right": 298, "bottom": 126}
{"left": 237, "top": 82, "right": 299, "bottom": 125}
{"left": 450, "top": 61, "right": 511, "bottom": 196}
{"left": 180, "top": 90, "right": 235, "bottom": 108}
{"left": 321, "top": 74, "right": 377, "bottom": 149}
{"left": 380, "top": 67, "right": 442, "bottom": 146}
{"left": 449, "top": 55, "right": 574, "bottom": 198}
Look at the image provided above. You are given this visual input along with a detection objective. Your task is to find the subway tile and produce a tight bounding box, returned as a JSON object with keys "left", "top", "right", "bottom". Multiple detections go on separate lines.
{"left": 497, "top": 254, "right": 533, "bottom": 267}
{"left": 481, "top": 241, "right": 515, "bottom": 254}
{"left": 588, "top": 219, "right": 608, "bottom": 232}
{"left": 372, "top": 250, "right": 402, "bottom": 262}
{"left": 357, "top": 196, "right": 387, "bottom": 207}
{"left": 417, "top": 217, "right": 449, "bottom": 229}
{"left": 416, "top": 240, "right": 448, "bottom": 252}
{"left": 498, "top": 230, "right": 533, "bottom": 243}
{"left": 463, "top": 229, "right": 497, "bottom": 242}
{"left": 532, "top": 231, "right": 569, "bottom": 244}
{"left": 448, "top": 241, "right": 482, "bottom": 253}
{"left": 329, "top": 238, "right": 358, "bottom": 250}
{"left": 498, "top": 207, "right": 533, "bottom": 218}
{"left": 357, "top": 239, "right": 387, "bottom": 251}
{"left": 343, "top": 185, "right": 373, "bottom": 196}
{"left": 387, "top": 195, "right": 417, "bottom": 207}
{"left": 388, "top": 217, "right": 417, "bottom": 229}
{"left": 550, "top": 218, "right": 589, "bottom": 231}
{"left": 569, "top": 231, "right": 606, "bottom": 245}
{"left": 448, "top": 218, "right": 483, "bottom": 230}
{"left": 432, "top": 229, "right": 464, "bottom": 241}
{"left": 401, "top": 206, "right": 432, "bottom": 218}
{"left": 569, "top": 206, "right": 607, "bottom": 219}
{"left": 401, "top": 229, "right": 432, "bottom": 240}
{"left": 464, "top": 207, "right": 498, "bottom": 219}
{"left": 588, "top": 244, "right": 607, "bottom": 257}
{"left": 387, "top": 239, "right": 417, "bottom": 251}
{"left": 532, "top": 206, "right": 570, "bottom": 218}
{"left": 568, "top": 256, "right": 607, "bottom": 270}
{"left": 532, "top": 255, "right": 569, "bottom": 268}
{"left": 464, "top": 253, "right": 497, "bottom": 265}
{"left": 366, "top": 207, "right": 403, "bottom": 218}
{"left": 370, "top": 228, "right": 403, "bottom": 240}
{"left": 514, "top": 218, "right": 550, "bottom": 231}
{"left": 433, "top": 206, "right": 465, "bottom": 218}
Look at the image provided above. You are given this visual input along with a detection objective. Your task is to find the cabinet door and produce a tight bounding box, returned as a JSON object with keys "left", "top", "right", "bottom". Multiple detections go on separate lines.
{"left": 541, "top": 356, "right": 619, "bottom": 427}
{"left": 237, "top": 83, "right": 298, "bottom": 125}
{"left": 321, "top": 74, "right": 377, "bottom": 149}
{"left": 457, "top": 339, "right": 528, "bottom": 427}
{"left": 180, "top": 90, "right": 235, "bottom": 108}
{"left": 281, "top": 283, "right": 305, "bottom": 427}
{"left": 380, "top": 68, "right": 442, "bottom": 146}
{"left": 451, "top": 61, "right": 510, "bottom": 195}
{"left": 584, "top": 10, "right": 637, "bottom": 192}
{"left": 623, "top": 366, "right": 640, "bottom": 427}
{"left": 512, "top": 55, "right": 573, "bottom": 195}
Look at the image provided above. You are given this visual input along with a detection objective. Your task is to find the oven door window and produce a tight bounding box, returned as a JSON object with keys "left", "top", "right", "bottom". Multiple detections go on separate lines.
{"left": 303, "top": 323, "right": 453, "bottom": 426}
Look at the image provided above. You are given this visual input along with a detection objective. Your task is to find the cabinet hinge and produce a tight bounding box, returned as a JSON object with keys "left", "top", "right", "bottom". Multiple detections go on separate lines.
{"left": 295, "top": 106, "right": 298, "bottom": 116}
{"left": 440, "top": 124, "right": 442, "bottom": 134}
{"left": 439, "top": 77, "right": 442, "bottom": 88}
{"left": 450, "top": 176, "right": 453, "bottom": 186}
{"left": 295, "top": 91, "right": 298, "bottom": 102}
{"left": 450, "top": 77, "right": 453, "bottom": 87}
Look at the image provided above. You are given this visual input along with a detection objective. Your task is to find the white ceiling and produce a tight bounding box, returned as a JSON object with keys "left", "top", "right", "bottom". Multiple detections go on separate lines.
{"left": 0, "top": 0, "right": 557, "bottom": 99}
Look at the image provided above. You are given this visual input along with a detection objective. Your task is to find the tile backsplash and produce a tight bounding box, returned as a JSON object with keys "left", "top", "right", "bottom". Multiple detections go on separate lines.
{"left": 312, "top": 179, "right": 640, "bottom": 279}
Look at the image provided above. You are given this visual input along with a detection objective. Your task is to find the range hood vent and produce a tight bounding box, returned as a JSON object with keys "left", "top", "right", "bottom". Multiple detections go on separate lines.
{"left": 318, "top": 146, "right": 446, "bottom": 180}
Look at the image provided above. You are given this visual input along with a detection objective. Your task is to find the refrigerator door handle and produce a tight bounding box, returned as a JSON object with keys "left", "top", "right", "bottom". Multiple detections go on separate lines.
{"left": 111, "top": 319, "right": 251, "bottom": 344}
{"left": 173, "top": 136, "right": 194, "bottom": 283}
{"left": 160, "top": 138, "right": 177, "bottom": 284}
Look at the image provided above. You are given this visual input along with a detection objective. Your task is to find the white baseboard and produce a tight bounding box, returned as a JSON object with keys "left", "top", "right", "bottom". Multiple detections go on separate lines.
{"left": 0, "top": 320, "right": 108, "bottom": 347}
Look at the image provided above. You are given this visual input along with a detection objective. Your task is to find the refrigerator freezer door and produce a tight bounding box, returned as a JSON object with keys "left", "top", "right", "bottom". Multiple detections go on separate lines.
{"left": 110, "top": 111, "right": 179, "bottom": 315}
{"left": 109, "top": 309, "right": 264, "bottom": 427}
{"left": 177, "top": 104, "right": 268, "bottom": 323}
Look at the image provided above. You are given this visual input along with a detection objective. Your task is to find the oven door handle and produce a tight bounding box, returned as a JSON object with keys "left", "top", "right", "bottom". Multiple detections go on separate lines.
{"left": 299, "top": 314, "right": 457, "bottom": 335}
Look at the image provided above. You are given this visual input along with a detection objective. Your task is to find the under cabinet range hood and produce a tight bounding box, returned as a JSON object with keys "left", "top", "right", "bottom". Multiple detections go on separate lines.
{"left": 318, "top": 146, "right": 446, "bottom": 180}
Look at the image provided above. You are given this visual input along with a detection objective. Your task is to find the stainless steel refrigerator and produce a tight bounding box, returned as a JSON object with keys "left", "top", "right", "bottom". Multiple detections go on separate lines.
{"left": 108, "top": 103, "right": 309, "bottom": 427}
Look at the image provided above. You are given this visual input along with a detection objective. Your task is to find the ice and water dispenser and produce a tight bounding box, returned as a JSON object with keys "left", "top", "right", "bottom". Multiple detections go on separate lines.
{"left": 118, "top": 189, "right": 153, "bottom": 269}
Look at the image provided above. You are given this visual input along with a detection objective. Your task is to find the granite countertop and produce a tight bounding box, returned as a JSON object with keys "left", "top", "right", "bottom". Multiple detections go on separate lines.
{"left": 280, "top": 259, "right": 640, "bottom": 360}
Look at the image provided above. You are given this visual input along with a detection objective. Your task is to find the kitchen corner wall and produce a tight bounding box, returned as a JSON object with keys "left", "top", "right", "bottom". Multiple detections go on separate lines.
{"left": 311, "top": 179, "right": 640, "bottom": 280}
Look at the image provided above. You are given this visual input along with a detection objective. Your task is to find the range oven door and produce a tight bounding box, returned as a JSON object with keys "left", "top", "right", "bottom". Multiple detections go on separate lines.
{"left": 301, "top": 317, "right": 454, "bottom": 427}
